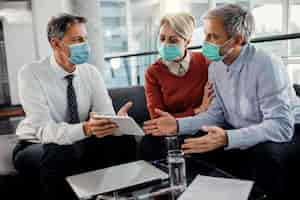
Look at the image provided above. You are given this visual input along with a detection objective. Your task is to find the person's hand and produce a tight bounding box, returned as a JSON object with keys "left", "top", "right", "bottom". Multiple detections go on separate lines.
{"left": 194, "top": 81, "right": 214, "bottom": 115}
{"left": 83, "top": 112, "right": 118, "bottom": 138}
{"left": 143, "top": 109, "right": 177, "bottom": 136}
{"left": 181, "top": 126, "right": 228, "bottom": 154}
{"left": 117, "top": 101, "right": 133, "bottom": 116}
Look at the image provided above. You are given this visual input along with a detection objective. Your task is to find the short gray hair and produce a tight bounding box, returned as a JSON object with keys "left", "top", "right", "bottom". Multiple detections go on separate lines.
{"left": 202, "top": 4, "right": 255, "bottom": 43}
{"left": 47, "top": 13, "right": 87, "bottom": 42}
{"left": 160, "top": 13, "right": 196, "bottom": 40}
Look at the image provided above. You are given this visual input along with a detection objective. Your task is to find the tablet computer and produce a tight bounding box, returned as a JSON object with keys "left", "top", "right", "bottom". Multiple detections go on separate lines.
{"left": 93, "top": 115, "right": 145, "bottom": 136}
{"left": 66, "top": 160, "right": 169, "bottom": 199}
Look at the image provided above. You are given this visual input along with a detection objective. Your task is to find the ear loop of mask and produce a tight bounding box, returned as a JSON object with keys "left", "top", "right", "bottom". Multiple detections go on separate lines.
{"left": 221, "top": 17, "right": 245, "bottom": 61}
{"left": 58, "top": 41, "right": 73, "bottom": 64}
{"left": 220, "top": 37, "right": 235, "bottom": 61}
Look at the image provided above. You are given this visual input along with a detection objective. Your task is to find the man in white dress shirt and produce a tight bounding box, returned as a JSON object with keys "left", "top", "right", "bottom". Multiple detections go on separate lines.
{"left": 13, "top": 13, "right": 136, "bottom": 200}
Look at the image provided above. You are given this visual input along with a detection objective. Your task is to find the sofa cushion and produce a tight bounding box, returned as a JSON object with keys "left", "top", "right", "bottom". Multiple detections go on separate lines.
{"left": 0, "top": 134, "right": 18, "bottom": 175}
{"left": 293, "top": 84, "right": 300, "bottom": 97}
{"left": 0, "top": 86, "right": 148, "bottom": 176}
{"left": 108, "top": 86, "right": 150, "bottom": 125}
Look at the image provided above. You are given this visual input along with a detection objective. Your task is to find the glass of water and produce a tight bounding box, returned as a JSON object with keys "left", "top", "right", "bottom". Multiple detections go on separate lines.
{"left": 167, "top": 149, "right": 187, "bottom": 198}
{"left": 165, "top": 135, "right": 180, "bottom": 153}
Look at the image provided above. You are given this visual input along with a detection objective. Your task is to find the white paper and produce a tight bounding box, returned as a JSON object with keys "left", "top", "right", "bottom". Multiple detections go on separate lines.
{"left": 178, "top": 175, "right": 254, "bottom": 200}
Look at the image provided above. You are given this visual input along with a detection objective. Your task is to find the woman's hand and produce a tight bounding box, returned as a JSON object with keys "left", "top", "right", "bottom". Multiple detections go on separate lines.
{"left": 194, "top": 81, "right": 214, "bottom": 115}
{"left": 143, "top": 109, "right": 178, "bottom": 136}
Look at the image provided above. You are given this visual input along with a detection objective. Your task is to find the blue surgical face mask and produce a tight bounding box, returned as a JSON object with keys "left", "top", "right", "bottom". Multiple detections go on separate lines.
{"left": 158, "top": 43, "right": 182, "bottom": 61}
{"left": 202, "top": 38, "right": 233, "bottom": 62}
{"left": 68, "top": 42, "right": 91, "bottom": 65}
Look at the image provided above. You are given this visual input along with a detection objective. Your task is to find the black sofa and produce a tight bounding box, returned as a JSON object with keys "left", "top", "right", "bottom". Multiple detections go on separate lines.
{"left": 0, "top": 85, "right": 299, "bottom": 200}
{"left": 0, "top": 86, "right": 150, "bottom": 200}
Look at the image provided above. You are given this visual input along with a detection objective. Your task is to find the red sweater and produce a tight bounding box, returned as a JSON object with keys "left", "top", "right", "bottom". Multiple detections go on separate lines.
{"left": 145, "top": 52, "right": 210, "bottom": 119}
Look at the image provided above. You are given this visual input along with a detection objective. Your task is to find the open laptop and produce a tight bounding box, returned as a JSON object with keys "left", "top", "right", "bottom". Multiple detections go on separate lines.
{"left": 66, "top": 160, "right": 169, "bottom": 199}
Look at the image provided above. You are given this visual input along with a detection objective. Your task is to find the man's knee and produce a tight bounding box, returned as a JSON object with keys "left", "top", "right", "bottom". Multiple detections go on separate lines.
{"left": 249, "top": 140, "right": 296, "bottom": 168}
{"left": 13, "top": 143, "right": 44, "bottom": 176}
{"left": 244, "top": 141, "right": 295, "bottom": 198}
{"left": 40, "top": 143, "right": 81, "bottom": 178}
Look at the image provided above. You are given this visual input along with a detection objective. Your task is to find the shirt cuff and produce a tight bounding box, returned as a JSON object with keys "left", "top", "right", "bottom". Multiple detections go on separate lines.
{"left": 177, "top": 118, "right": 193, "bottom": 135}
{"left": 224, "top": 129, "right": 243, "bottom": 150}
{"left": 177, "top": 117, "right": 200, "bottom": 135}
{"left": 67, "top": 123, "right": 88, "bottom": 143}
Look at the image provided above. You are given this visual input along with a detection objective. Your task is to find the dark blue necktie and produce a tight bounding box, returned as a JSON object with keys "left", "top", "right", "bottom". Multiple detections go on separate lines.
{"left": 65, "top": 75, "right": 80, "bottom": 124}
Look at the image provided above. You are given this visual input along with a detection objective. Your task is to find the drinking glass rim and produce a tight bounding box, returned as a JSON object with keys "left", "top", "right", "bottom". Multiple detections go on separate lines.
{"left": 165, "top": 135, "right": 178, "bottom": 139}
{"left": 167, "top": 149, "right": 184, "bottom": 157}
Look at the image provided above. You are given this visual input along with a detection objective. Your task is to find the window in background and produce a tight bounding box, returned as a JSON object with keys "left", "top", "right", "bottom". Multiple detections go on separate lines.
{"left": 251, "top": 0, "right": 283, "bottom": 37}
{"left": 288, "top": 0, "right": 300, "bottom": 85}
{"left": 100, "top": 0, "right": 160, "bottom": 88}
{"left": 287, "top": 62, "right": 300, "bottom": 84}
{"left": 101, "top": 0, "right": 300, "bottom": 87}
{"left": 249, "top": 0, "right": 288, "bottom": 57}
{"left": 289, "top": 0, "right": 300, "bottom": 57}
{"left": 189, "top": 0, "right": 209, "bottom": 46}
{"left": 100, "top": 0, "right": 130, "bottom": 88}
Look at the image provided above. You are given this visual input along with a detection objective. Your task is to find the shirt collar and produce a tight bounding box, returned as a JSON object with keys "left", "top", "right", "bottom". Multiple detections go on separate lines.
{"left": 163, "top": 50, "right": 191, "bottom": 76}
{"left": 50, "top": 54, "right": 79, "bottom": 80}
{"left": 221, "top": 43, "right": 249, "bottom": 72}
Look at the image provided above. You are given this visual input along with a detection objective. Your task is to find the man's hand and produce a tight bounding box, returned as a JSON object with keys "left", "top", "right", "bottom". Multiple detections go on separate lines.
{"left": 117, "top": 101, "right": 133, "bottom": 116}
{"left": 181, "top": 126, "right": 228, "bottom": 154}
{"left": 143, "top": 109, "right": 177, "bottom": 136}
{"left": 83, "top": 112, "right": 118, "bottom": 138}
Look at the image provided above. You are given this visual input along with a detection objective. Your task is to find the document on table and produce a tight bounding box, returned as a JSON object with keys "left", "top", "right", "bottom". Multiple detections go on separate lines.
{"left": 178, "top": 175, "right": 254, "bottom": 200}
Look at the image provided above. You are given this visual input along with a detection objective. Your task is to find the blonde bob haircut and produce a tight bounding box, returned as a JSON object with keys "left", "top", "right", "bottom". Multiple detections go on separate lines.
{"left": 160, "top": 12, "right": 196, "bottom": 40}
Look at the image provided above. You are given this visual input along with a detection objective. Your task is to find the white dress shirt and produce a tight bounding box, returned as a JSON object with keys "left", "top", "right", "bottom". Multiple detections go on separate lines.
{"left": 16, "top": 55, "right": 115, "bottom": 145}
{"left": 163, "top": 51, "right": 191, "bottom": 76}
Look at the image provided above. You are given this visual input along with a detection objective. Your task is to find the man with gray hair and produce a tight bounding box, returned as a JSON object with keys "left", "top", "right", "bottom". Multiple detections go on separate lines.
{"left": 13, "top": 13, "right": 136, "bottom": 200}
{"left": 144, "top": 4, "right": 300, "bottom": 198}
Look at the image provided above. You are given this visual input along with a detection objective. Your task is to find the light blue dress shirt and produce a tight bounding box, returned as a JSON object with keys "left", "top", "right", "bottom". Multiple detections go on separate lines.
{"left": 178, "top": 44, "right": 300, "bottom": 150}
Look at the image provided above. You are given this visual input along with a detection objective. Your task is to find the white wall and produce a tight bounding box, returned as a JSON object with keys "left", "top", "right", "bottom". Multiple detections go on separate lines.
{"left": 31, "top": 0, "right": 72, "bottom": 59}
{"left": 0, "top": 10, "right": 36, "bottom": 105}
{"left": 0, "top": 0, "right": 72, "bottom": 105}
{"left": 1, "top": 0, "right": 105, "bottom": 105}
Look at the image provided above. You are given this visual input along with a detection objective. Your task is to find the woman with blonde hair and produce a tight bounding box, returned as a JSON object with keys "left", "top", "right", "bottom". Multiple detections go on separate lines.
{"left": 140, "top": 13, "right": 214, "bottom": 161}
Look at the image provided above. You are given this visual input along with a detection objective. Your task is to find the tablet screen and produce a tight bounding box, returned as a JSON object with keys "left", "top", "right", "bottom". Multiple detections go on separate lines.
{"left": 94, "top": 115, "right": 145, "bottom": 136}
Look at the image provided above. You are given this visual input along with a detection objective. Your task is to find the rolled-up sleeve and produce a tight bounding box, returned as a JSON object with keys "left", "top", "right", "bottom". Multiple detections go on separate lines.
{"left": 226, "top": 54, "right": 294, "bottom": 150}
